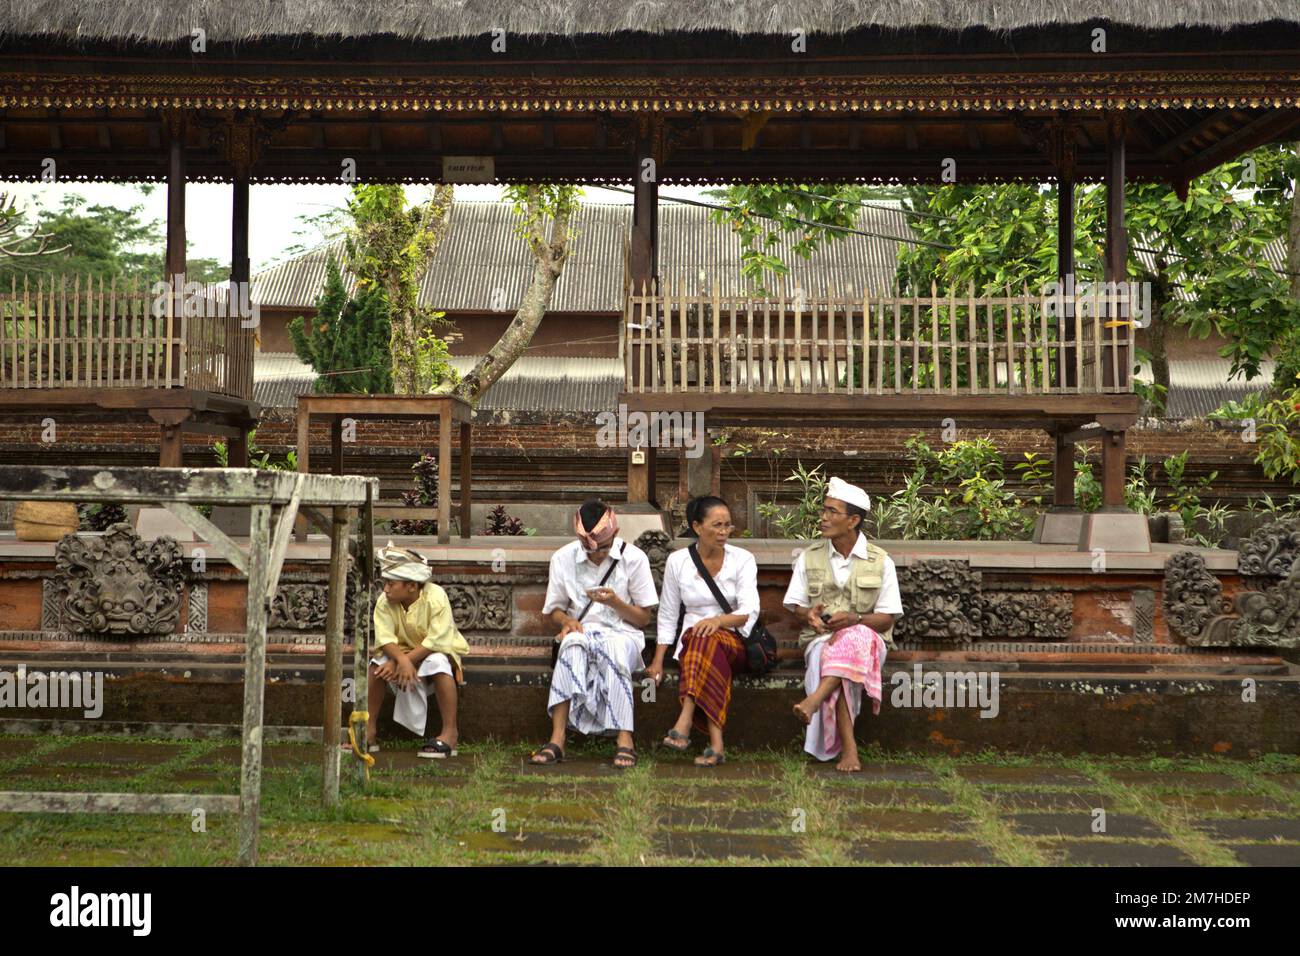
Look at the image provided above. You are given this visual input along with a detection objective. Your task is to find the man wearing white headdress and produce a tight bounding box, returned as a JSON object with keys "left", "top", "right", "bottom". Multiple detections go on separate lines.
{"left": 364, "top": 543, "right": 470, "bottom": 758}
{"left": 782, "top": 477, "right": 903, "bottom": 771}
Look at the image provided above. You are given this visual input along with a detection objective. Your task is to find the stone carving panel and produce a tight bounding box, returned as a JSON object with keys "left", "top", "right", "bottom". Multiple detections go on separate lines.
{"left": 980, "top": 592, "right": 1073, "bottom": 639}
{"left": 634, "top": 531, "right": 672, "bottom": 590}
{"left": 445, "top": 584, "right": 512, "bottom": 631}
{"left": 1165, "top": 548, "right": 1300, "bottom": 648}
{"left": 1238, "top": 517, "right": 1300, "bottom": 578}
{"left": 893, "top": 560, "right": 983, "bottom": 643}
{"left": 54, "top": 522, "right": 184, "bottom": 636}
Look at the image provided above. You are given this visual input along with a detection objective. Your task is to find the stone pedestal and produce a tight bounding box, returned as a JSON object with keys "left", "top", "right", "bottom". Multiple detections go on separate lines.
{"left": 1079, "top": 508, "right": 1151, "bottom": 553}
{"left": 614, "top": 502, "right": 672, "bottom": 541}
{"left": 1033, "top": 507, "right": 1085, "bottom": 546}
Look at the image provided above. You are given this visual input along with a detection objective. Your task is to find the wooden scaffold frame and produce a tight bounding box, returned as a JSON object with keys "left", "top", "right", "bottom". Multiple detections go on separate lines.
{"left": 0, "top": 465, "right": 378, "bottom": 866}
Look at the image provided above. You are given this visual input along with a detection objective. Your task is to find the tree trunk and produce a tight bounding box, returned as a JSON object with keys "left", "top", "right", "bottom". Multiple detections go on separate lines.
{"left": 390, "top": 184, "right": 454, "bottom": 394}
{"left": 453, "top": 191, "right": 573, "bottom": 404}
{"left": 1148, "top": 269, "right": 1171, "bottom": 399}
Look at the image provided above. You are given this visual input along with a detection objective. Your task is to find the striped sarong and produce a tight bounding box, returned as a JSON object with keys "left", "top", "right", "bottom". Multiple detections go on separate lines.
{"left": 548, "top": 626, "right": 639, "bottom": 736}
{"left": 678, "top": 627, "right": 748, "bottom": 733}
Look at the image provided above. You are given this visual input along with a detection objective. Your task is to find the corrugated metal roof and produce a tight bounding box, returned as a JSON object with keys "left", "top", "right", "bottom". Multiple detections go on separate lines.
{"left": 657, "top": 201, "right": 910, "bottom": 297}
{"left": 1135, "top": 357, "right": 1276, "bottom": 418}
{"left": 252, "top": 199, "right": 915, "bottom": 313}
{"left": 252, "top": 351, "right": 621, "bottom": 414}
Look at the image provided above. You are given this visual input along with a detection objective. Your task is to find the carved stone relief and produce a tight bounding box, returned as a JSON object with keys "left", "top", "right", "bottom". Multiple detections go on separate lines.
{"left": 54, "top": 523, "right": 184, "bottom": 636}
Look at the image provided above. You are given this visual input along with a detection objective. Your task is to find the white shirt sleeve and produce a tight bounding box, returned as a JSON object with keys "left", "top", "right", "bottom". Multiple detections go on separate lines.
{"left": 733, "top": 549, "right": 760, "bottom": 635}
{"left": 782, "top": 547, "right": 810, "bottom": 611}
{"left": 656, "top": 552, "right": 682, "bottom": 646}
{"left": 874, "top": 556, "right": 904, "bottom": 617}
{"left": 624, "top": 545, "right": 659, "bottom": 608}
{"left": 541, "top": 549, "right": 571, "bottom": 616}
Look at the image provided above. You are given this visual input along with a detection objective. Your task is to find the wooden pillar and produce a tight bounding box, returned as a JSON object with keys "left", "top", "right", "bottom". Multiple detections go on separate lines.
{"left": 350, "top": 483, "right": 374, "bottom": 788}
{"left": 1053, "top": 432, "right": 1075, "bottom": 507}
{"left": 459, "top": 422, "right": 472, "bottom": 540}
{"left": 437, "top": 412, "right": 452, "bottom": 544}
{"left": 238, "top": 502, "right": 271, "bottom": 867}
{"left": 228, "top": 429, "right": 249, "bottom": 468}
{"left": 322, "top": 504, "right": 351, "bottom": 808}
{"left": 159, "top": 424, "right": 183, "bottom": 468}
{"left": 1057, "top": 174, "right": 1077, "bottom": 389}
{"left": 231, "top": 175, "right": 251, "bottom": 290}
{"left": 330, "top": 416, "right": 344, "bottom": 475}
{"left": 628, "top": 122, "right": 660, "bottom": 390}
{"left": 1104, "top": 113, "right": 1129, "bottom": 389}
{"left": 627, "top": 444, "right": 657, "bottom": 505}
{"left": 165, "top": 113, "right": 187, "bottom": 392}
{"left": 294, "top": 406, "right": 311, "bottom": 541}
{"left": 1101, "top": 428, "right": 1127, "bottom": 508}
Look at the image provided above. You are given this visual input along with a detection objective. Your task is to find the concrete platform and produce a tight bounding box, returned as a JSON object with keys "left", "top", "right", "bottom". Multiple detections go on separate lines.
{"left": 2, "top": 653, "right": 1295, "bottom": 757}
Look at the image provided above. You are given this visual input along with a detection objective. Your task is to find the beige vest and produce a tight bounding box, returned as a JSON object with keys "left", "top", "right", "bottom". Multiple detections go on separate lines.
{"left": 799, "top": 539, "right": 895, "bottom": 649}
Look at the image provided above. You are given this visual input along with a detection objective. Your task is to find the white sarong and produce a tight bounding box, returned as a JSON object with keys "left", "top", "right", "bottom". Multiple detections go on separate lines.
{"left": 802, "top": 636, "right": 880, "bottom": 761}
{"left": 548, "top": 625, "right": 642, "bottom": 736}
{"left": 371, "top": 653, "right": 453, "bottom": 737}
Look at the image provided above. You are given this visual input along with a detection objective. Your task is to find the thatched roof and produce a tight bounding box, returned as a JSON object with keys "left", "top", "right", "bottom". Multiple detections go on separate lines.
{"left": 3, "top": 1, "right": 1299, "bottom": 43}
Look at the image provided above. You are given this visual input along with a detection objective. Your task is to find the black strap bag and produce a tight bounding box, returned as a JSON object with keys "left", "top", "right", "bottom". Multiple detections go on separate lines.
{"left": 551, "top": 540, "right": 623, "bottom": 667}
{"left": 684, "top": 542, "right": 778, "bottom": 675}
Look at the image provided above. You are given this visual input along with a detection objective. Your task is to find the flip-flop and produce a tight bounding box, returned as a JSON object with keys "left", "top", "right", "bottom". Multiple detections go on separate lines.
{"left": 694, "top": 746, "right": 726, "bottom": 767}
{"left": 529, "top": 742, "right": 565, "bottom": 765}
{"left": 661, "top": 728, "right": 690, "bottom": 752}
{"left": 339, "top": 740, "right": 379, "bottom": 754}
{"left": 612, "top": 746, "right": 638, "bottom": 769}
{"left": 418, "top": 738, "right": 457, "bottom": 759}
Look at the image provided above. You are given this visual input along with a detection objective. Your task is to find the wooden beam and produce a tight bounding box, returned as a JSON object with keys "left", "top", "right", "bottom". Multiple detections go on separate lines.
{"left": 437, "top": 412, "right": 452, "bottom": 545}
{"left": 161, "top": 501, "right": 250, "bottom": 575}
{"left": 1057, "top": 173, "right": 1076, "bottom": 389}
{"left": 1101, "top": 428, "right": 1127, "bottom": 508}
{"left": 0, "top": 792, "right": 240, "bottom": 813}
{"left": 238, "top": 503, "right": 271, "bottom": 868}
{"left": 321, "top": 505, "right": 351, "bottom": 808}
{"left": 263, "top": 473, "right": 305, "bottom": 601}
{"left": 1053, "top": 432, "right": 1074, "bottom": 507}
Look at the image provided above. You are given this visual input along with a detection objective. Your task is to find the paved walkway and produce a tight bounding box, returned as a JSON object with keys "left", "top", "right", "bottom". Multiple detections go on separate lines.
{"left": 1, "top": 736, "right": 1298, "bottom": 865}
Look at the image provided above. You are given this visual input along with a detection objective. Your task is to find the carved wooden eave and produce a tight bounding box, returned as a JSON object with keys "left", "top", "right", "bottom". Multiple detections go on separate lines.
{"left": 3, "top": 70, "right": 1300, "bottom": 114}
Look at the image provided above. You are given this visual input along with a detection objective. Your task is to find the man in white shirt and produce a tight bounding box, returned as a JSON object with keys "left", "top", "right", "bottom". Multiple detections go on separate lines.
{"left": 783, "top": 477, "right": 903, "bottom": 771}
{"left": 530, "top": 501, "right": 659, "bottom": 769}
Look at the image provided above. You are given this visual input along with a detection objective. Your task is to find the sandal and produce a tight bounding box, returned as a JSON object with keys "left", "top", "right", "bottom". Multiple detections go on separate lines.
{"left": 418, "top": 738, "right": 457, "bottom": 759}
{"left": 694, "top": 746, "right": 725, "bottom": 768}
{"left": 529, "top": 742, "right": 565, "bottom": 765}
{"left": 661, "top": 728, "right": 690, "bottom": 752}
{"left": 612, "top": 746, "right": 638, "bottom": 769}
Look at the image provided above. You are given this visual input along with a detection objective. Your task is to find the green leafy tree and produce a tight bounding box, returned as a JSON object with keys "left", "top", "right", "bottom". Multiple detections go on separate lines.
{"left": 345, "top": 184, "right": 458, "bottom": 394}
{"left": 287, "top": 256, "right": 393, "bottom": 394}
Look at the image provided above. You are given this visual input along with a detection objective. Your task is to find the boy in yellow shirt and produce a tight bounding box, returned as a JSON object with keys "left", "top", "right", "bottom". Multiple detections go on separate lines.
{"left": 365, "top": 543, "right": 470, "bottom": 758}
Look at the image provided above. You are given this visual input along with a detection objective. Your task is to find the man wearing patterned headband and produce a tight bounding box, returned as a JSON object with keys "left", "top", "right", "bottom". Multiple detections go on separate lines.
{"left": 530, "top": 500, "right": 659, "bottom": 769}
{"left": 362, "top": 543, "right": 470, "bottom": 758}
{"left": 783, "top": 477, "right": 903, "bottom": 772}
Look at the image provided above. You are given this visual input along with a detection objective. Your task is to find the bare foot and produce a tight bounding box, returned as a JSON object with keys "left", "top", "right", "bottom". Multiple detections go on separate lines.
{"left": 836, "top": 755, "right": 862, "bottom": 773}
{"left": 792, "top": 699, "right": 816, "bottom": 725}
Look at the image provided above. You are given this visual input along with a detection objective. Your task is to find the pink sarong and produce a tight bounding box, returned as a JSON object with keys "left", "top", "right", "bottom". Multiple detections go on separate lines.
{"left": 818, "top": 624, "right": 886, "bottom": 756}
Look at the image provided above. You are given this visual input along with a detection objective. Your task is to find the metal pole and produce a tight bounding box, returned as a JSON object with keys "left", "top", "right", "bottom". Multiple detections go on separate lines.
{"left": 322, "top": 505, "right": 351, "bottom": 807}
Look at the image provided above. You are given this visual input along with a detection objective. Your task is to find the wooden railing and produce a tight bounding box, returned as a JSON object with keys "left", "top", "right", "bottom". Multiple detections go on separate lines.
{"left": 624, "top": 281, "right": 1135, "bottom": 396}
{"left": 0, "top": 275, "right": 255, "bottom": 400}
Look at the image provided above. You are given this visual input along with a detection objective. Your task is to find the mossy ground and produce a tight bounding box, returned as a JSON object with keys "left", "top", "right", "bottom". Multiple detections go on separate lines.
{"left": 1, "top": 735, "right": 1298, "bottom": 866}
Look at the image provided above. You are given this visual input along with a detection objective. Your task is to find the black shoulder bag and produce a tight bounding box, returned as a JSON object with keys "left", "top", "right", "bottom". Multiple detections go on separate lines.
{"left": 685, "top": 543, "right": 778, "bottom": 675}
{"left": 551, "top": 540, "right": 623, "bottom": 667}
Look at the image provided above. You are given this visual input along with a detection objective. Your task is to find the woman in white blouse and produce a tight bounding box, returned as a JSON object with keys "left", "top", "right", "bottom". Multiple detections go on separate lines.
{"left": 647, "top": 495, "right": 760, "bottom": 767}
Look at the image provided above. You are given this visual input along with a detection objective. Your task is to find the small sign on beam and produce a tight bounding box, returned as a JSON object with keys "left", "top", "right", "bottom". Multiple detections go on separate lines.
{"left": 442, "top": 156, "right": 495, "bottom": 183}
